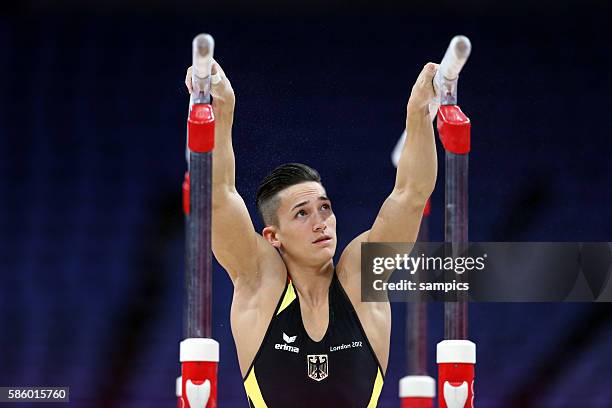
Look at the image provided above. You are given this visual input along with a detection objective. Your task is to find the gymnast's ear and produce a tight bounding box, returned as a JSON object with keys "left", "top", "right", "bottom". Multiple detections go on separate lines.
{"left": 262, "top": 226, "right": 281, "bottom": 248}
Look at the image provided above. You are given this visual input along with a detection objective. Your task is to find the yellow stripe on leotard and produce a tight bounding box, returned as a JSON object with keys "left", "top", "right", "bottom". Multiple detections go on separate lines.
{"left": 244, "top": 368, "right": 268, "bottom": 408}
{"left": 276, "top": 280, "right": 296, "bottom": 315}
{"left": 244, "top": 281, "right": 294, "bottom": 407}
{"left": 366, "top": 368, "right": 384, "bottom": 408}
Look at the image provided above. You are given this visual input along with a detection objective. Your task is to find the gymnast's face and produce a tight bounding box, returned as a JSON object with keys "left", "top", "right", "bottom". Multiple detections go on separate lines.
{"left": 268, "top": 181, "right": 337, "bottom": 266}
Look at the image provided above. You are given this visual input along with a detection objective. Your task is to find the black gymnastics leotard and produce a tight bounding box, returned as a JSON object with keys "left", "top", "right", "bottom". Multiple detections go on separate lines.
{"left": 243, "top": 272, "right": 384, "bottom": 407}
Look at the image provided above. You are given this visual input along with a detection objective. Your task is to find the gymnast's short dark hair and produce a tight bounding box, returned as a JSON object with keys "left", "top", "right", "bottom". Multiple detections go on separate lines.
{"left": 256, "top": 163, "right": 322, "bottom": 226}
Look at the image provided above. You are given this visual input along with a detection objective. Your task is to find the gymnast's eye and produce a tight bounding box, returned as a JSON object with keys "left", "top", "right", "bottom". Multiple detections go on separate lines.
{"left": 296, "top": 209, "right": 307, "bottom": 218}
{"left": 321, "top": 203, "right": 331, "bottom": 211}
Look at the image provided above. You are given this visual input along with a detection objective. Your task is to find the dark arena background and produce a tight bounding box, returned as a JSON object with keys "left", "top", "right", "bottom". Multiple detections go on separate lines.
{"left": 1, "top": 0, "right": 611, "bottom": 406}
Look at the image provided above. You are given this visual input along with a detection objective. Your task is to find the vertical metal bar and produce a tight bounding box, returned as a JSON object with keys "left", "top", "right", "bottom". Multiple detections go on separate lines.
{"left": 407, "top": 207, "right": 430, "bottom": 374}
{"left": 179, "top": 34, "right": 219, "bottom": 408}
{"left": 444, "top": 153, "right": 469, "bottom": 340}
{"left": 184, "top": 33, "right": 215, "bottom": 339}
{"left": 435, "top": 36, "right": 474, "bottom": 408}
{"left": 437, "top": 105, "right": 473, "bottom": 408}
{"left": 186, "top": 151, "right": 212, "bottom": 338}
{"left": 434, "top": 35, "right": 471, "bottom": 342}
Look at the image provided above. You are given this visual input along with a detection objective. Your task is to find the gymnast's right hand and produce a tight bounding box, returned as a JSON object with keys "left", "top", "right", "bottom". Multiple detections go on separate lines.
{"left": 185, "top": 59, "right": 235, "bottom": 122}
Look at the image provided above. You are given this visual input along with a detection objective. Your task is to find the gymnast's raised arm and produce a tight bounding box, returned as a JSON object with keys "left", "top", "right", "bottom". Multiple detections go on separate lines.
{"left": 185, "top": 61, "right": 267, "bottom": 284}
{"left": 368, "top": 62, "right": 438, "bottom": 243}
{"left": 338, "top": 63, "right": 439, "bottom": 284}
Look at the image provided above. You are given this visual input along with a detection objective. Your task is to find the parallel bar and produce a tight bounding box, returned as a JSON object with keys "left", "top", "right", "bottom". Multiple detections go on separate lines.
{"left": 434, "top": 35, "right": 472, "bottom": 106}
{"left": 184, "top": 33, "right": 215, "bottom": 339}
{"left": 436, "top": 35, "right": 472, "bottom": 342}
{"left": 179, "top": 33, "right": 219, "bottom": 408}
{"left": 436, "top": 35, "right": 474, "bottom": 408}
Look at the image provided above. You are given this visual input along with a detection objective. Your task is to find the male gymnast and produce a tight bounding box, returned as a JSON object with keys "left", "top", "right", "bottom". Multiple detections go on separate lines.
{"left": 185, "top": 59, "right": 438, "bottom": 407}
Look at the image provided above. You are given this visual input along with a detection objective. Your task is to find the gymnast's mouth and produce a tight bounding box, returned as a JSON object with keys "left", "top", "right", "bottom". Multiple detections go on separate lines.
{"left": 313, "top": 235, "right": 332, "bottom": 244}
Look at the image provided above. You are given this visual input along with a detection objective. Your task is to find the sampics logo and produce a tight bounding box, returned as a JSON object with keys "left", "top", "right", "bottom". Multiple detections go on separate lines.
{"left": 275, "top": 332, "right": 299, "bottom": 353}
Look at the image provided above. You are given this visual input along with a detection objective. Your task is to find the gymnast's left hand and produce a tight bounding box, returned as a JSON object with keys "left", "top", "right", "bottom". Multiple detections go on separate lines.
{"left": 406, "top": 62, "right": 438, "bottom": 119}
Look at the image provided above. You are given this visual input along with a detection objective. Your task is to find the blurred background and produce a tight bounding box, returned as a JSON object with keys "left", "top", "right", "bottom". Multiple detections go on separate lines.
{"left": 1, "top": 0, "right": 611, "bottom": 406}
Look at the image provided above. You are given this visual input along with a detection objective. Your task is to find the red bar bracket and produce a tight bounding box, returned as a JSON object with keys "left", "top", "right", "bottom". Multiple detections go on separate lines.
{"left": 437, "top": 106, "right": 471, "bottom": 154}
{"left": 188, "top": 104, "right": 215, "bottom": 153}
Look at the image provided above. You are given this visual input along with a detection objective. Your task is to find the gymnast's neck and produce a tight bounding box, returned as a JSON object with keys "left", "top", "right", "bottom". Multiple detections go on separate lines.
{"left": 286, "top": 259, "right": 334, "bottom": 309}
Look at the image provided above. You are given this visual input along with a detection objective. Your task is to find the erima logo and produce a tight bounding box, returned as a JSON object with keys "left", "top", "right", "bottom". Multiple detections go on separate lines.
{"left": 275, "top": 332, "right": 299, "bottom": 353}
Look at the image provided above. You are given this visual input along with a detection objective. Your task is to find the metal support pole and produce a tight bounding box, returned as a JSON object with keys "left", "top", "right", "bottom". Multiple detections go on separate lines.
{"left": 434, "top": 35, "right": 476, "bottom": 408}
{"left": 179, "top": 33, "right": 219, "bottom": 408}
{"left": 443, "top": 151, "right": 469, "bottom": 340}
{"left": 186, "top": 149, "right": 213, "bottom": 338}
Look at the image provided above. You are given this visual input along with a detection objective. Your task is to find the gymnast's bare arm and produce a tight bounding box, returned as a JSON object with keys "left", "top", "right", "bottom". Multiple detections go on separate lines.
{"left": 186, "top": 61, "right": 286, "bottom": 375}
{"left": 336, "top": 62, "right": 439, "bottom": 372}
{"left": 186, "top": 61, "right": 255, "bottom": 281}
{"left": 369, "top": 62, "right": 438, "bottom": 244}
{"left": 185, "top": 62, "right": 284, "bottom": 283}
